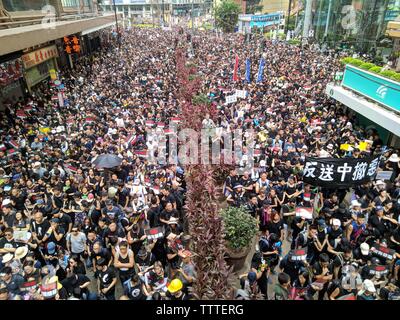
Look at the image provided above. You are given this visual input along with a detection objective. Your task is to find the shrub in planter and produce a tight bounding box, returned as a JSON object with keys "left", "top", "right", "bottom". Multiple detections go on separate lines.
{"left": 360, "top": 62, "right": 375, "bottom": 70}
{"left": 369, "top": 66, "right": 382, "bottom": 74}
{"left": 349, "top": 58, "right": 363, "bottom": 67}
{"left": 221, "top": 206, "right": 258, "bottom": 251}
{"left": 391, "top": 73, "right": 400, "bottom": 82}
{"left": 380, "top": 70, "right": 397, "bottom": 79}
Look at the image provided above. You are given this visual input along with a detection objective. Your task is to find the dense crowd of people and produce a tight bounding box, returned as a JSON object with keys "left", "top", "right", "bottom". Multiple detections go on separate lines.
{"left": 0, "top": 26, "right": 400, "bottom": 300}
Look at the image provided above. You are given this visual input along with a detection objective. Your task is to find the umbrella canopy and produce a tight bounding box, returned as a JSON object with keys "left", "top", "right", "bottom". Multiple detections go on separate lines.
{"left": 92, "top": 154, "right": 122, "bottom": 169}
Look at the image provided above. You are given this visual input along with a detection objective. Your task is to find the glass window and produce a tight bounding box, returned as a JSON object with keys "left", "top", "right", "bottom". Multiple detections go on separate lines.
{"left": 3, "top": 0, "right": 47, "bottom": 11}
{"left": 61, "top": 0, "right": 80, "bottom": 8}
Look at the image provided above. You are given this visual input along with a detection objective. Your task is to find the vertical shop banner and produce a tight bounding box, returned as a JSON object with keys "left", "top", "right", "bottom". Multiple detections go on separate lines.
{"left": 303, "top": 155, "right": 382, "bottom": 188}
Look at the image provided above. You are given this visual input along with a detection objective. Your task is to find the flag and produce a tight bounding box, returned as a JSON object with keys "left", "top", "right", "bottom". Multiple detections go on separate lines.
{"left": 135, "top": 150, "right": 148, "bottom": 158}
{"left": 145, "top": 120, "right": 155, "bottom": 127}
{"left": 170, "top": 117, "right": 181, "bottom": 124}
{"left": 157, "top": 122, "right": 165, "bottom": 129}
{"left": 233, "top": 54, "right": 239, "bottom": 82}
{"left": 245, "top": 58, "right": 251, "bottom": 83}
{"left": 64, "top": 164, "right": 78, "bottom": 173}
{"left": 164, "top": 128, "right": 175, "bottom": 135}
{"left": 6, "top": 149, "right": 19, "bottom": 157}
{"left": 16, "top": 110, "right": 27, "bottom": 118}
{"left": 9, "top": 140, "right": 19, "bottom": 149}
{"left": 85, "top": 117, "right": 94, "bottom": 123}
{"left": 256, "top": 58, "right": 265, "bottom": 83}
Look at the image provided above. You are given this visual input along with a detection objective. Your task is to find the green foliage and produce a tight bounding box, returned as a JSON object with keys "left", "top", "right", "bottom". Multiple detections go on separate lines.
{"left": 245, "top": 0, "right": 263, "bottom": 14}
{"left": 214, "top": 0, "right": 241, "bottom": 33}
{"left": 221, "top": 206, "right": 258, "bottom": 250}
{"left": 380, "top": 70, "right": 397, "bottom": 78}
{"left": 359, "top": 62, "right": 375, "bottom": 70}
{"left": 340, "top": 56, "right": 400, "bottom": 83}
{"left": 288, "top": 39, "right": 301, "bottom": 46}
{"left": 369, "top": 66, "right": 382, "bottom": 74}
{"left": 391, "top": 73, "right": 400, "bottom": 82}
{"left": 192, "top": 93, "right": 210, "bottom": 106}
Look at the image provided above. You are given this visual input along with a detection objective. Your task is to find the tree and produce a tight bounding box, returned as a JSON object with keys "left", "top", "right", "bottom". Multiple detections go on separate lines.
{"left": 245, "top": 0, "right": 263, "bottom": 14}
{"left": 214, "top": 0, "right": 241, "bottom": 33}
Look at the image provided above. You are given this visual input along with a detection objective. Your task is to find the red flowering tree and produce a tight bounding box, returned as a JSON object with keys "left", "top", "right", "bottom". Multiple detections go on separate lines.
{"left": 175, "top": 46, "right": 235, "bottom": 299}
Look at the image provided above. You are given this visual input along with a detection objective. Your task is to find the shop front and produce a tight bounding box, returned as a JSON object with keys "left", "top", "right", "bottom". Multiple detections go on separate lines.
{"left": 21, "top": 45, "right": 59, "bottom": 92}
{"left": 0, "top": 52, "right": 26, "bottom": 110}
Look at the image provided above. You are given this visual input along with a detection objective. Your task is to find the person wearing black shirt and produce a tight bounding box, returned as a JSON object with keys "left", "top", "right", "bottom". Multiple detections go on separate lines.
{"left": 123, "top": 274, "right": 147, "bottom": 300}
{"left": 91, "top": 242, "right": 112, "bottom": 273}
{"left": 96, "top": 258, "right": 117, "bottom": 300}
{"left": 249, "top": 251, "right": 269, "bottom": 299}
{"left": 147, "top": 198, "right": 162, "bottom": 228}
{"left": 127, "top": 223, "right": 146, "bottom": 255}
{"left": 291, "top": 216, "right": 306, "bottom": 250}
{"left": 160, "top": 202, "right": 179, "bottom": 225}
{"left": 310, "top": 253, "right": 333, "bottom": 300}
{"left": 42, "top": 218, "right": 66, "bottom": 248}
{"left": 103, "top": 222, "right": 126, "bottom": 249}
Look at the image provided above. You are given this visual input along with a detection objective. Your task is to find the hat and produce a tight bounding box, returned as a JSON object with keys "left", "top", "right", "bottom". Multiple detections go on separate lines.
{"left": 1, "top": 253, "right": 13, "bottom": 264}
{"left": 332, "top": 219, "right": 341, "bottom": 227}
{"left": 33, "top": 162, "right": 41, "bottom": 168}
{"left": 234, "top": 184, "right": 243, "bottom": 189}
{"left": 327, "top": 143, "right": 334, "bottom": 150}
{"left": 47, "top": 242, "right": 56, "bottom": 255}
{"left": 106, "top": 199, "right": 113, "bottom": 206}
{"left": 317, "top": 219, "right": 327, "bottom": 228}
{"left": 14, "top": 246, "right": 28, "bottom": 260}
{"left": 388, "top": 154, "right": 400, "bottom": 162}
{"left": 375, "top": 205, "right": 384, "bottom": 211}
{"left": 360, "top": 243, "right": 370, "bottom": 256}
{"left": 36, "top": 199, "right": 44, "bottom": 205}
{"left": 247, "top": 271, "right": 257, "bottom": 283}
{"left": 259, "top": 160, "right": 266, "bottom": 167}
{"left": 1, "top": 199, "right": 11, "bottom": 207}
{"left": 167, "top": 278, "right": 183, "bottom": 293}
{"left": 375, "top": 180, "right": 385, "bottom": 186}
{"left": 363, "top": 279, "right": 376, "bottom": 293}
{"left": 351, "top": 200, "right": 362, "bottom": 207}
{"left": 51, "top": 218, "right": 60, "bottom": 224}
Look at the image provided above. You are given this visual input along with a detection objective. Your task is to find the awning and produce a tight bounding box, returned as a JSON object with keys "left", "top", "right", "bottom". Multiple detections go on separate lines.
{"left": 81, "top": 21, "right": 116, "bottom": 35}
{"left": 326, "top": 83, "right": 400, "bottom": 138}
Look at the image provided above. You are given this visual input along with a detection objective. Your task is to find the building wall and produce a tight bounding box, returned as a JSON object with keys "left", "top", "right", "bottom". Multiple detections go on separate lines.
{"left": 261, "top": 0, "right": 289, "bottom": 14}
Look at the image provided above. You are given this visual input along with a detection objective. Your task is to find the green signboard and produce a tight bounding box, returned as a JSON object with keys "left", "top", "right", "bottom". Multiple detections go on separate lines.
{"left": 341, "top": 65, "right": 400, "bottom": 113}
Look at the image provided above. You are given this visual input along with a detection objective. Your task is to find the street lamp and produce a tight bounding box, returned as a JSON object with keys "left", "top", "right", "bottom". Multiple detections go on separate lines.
{"left": 112, "top": 0, "right": 121, "bottom": 48}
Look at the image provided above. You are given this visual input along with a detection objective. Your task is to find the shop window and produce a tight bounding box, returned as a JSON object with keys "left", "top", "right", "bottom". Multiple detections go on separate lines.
{"left": 61, "top": 0, "right": 80, "bottom": 8}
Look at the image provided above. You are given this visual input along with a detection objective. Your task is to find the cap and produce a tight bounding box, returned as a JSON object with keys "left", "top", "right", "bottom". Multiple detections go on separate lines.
{"left": 360, "top": 243, "right": 370, "bottom": 256}
{"left": 106, "top": 199, "right": 113, "bottom": 206}
{"left": 376, "top": 205, "right": 384, "bottom": 211}
{"left": 332, "top": 219, "right": 341, "bottom": 227}
{"left": 317, "top": 219, "right": 327, "bottom": 228}
{"left": 351, "top": 200, "right": 362, "bottom": 207}
{"left": 47, "top": 242, "right": 56, "bottom": 255}
{"left": 234, "top": 184, "right": 243, "bottom": 189}
{"left": 1, "top": 199, "right": 11, "bottom": 207}
{"left": 247, "top": 271, "right": 257, "bottom": 283}
{"left": 51, "top": 218, "right": 60, "bottom": 224}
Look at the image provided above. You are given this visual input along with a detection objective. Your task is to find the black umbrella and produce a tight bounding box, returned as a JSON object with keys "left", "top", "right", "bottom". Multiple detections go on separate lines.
{"left": 92, "top": 154, "right": 122, "bottom": 169}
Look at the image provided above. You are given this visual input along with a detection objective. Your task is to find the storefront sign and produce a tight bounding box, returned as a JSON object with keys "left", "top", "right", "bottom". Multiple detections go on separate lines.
{"left": 303, "top": 155, "right": 382, "bottom": 188}
{"left": 342, "top": 65, "right": 400, "bottom": 113}
{"left": 22, "top": 45, "right": 58, "bottom": 69}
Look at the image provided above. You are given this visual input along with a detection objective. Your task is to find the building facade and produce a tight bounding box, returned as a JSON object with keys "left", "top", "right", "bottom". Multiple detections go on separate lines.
{"left": 101, "top": 0, "right": 212, "bottom": 26}
{"left": 0, "top": 0, "right": 121, "bottom": 109}
{"left": 299, "top": 0, "right": 400, "bottom": 54}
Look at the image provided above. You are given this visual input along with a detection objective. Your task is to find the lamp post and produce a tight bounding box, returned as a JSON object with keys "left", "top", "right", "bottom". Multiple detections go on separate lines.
{"left": 112, "top": 0, "right": 121, "bottom": 48}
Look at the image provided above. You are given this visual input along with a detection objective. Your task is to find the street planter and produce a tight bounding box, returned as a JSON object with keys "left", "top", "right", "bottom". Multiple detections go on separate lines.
{"left": 221, "top": 206, "right": 258, "bottom": 272}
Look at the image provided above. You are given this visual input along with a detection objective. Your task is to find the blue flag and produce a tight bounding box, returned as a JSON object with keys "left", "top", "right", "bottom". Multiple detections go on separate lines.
{"left": 256, "top": 58, "right": 265, "bottom": 83}
{"left": 245, "top": 58, "right": 251, "bottom": 83}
